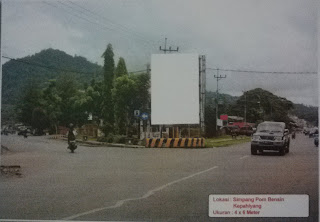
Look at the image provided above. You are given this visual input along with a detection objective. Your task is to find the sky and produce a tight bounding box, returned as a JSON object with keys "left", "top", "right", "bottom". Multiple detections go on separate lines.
{"left": 1, "top": 0, "right": 318, "bottom": 106}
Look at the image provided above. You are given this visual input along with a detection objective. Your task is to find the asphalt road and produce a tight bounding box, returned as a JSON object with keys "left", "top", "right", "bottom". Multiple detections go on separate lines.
{"left": 0, "top": 133, "right": 318, "bottom": 221}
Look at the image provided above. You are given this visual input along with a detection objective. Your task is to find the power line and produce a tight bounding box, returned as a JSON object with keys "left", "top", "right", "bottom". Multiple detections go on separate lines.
{"left": 65, "top": 0, "right": 153, "bottom": 44}
{"left": 43, "top": 1, "right": 115, "bottom": 32}
{"left": 207, "top": 67, "right": 317, "bottom": 75}
{"left": 45, "top": 1, "right": 156, "bottom": 49}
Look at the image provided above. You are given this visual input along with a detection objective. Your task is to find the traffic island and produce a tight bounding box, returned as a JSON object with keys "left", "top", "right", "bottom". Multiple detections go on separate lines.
{"left": 145, "top": 138, "right": 206, "bottom": 148}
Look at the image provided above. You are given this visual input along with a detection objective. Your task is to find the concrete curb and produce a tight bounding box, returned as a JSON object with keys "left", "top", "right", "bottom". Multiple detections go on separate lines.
{"left": 49, "top": 136, "right": 145, "bottom": 148}
{"left": 78, "top": 140, "right": 145, "bottom": 148}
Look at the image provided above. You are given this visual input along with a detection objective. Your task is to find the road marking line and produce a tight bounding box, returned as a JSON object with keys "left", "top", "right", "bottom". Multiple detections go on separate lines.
{"left": 240, "top": 155, "right": 249, "bottom": 159}
{"left": 62, "top": 166, "right": 219, "bottom": 220}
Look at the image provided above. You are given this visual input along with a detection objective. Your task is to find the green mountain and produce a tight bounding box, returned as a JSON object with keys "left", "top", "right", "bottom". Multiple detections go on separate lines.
{"left": 2, "top": 48, "right": 103, "bottom": 105}
{"left": 206, "top": 91, "right": 238, "bottom": 106}
{"left": 291, "top": 104, "right": 318, "bottom": 126}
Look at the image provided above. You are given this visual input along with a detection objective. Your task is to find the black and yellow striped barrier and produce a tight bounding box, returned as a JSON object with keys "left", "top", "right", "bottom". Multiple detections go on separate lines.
{"left": 145, "top": 138, "right": 205, "bottom": 148}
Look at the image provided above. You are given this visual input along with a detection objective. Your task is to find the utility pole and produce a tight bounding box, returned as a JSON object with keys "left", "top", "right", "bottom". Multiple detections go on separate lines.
{"left": 159, "top": 37, "right": 179, "bottom": 54}
{"left": 242, "top": 91, "right": 247, "bottom": 124}
{"left": 214, "top": 69, "right": 226, "bottom": 131}
{"left": 199, "top": 55, "right": 206, "bottom": 137}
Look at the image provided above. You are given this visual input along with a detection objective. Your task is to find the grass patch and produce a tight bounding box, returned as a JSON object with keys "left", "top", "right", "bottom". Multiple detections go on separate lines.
{"left": 206, "top": 136, "right": 251, "bottom": 148}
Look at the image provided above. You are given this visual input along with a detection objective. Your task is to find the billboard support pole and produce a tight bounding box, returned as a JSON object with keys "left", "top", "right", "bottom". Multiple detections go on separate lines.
{"left": 199, "top": 55, "right": 206, "bottom": 137}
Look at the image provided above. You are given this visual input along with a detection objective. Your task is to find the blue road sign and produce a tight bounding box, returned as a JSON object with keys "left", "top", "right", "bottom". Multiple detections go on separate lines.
{"left": 141, "top": 112, "right": 149, "bottom": 120}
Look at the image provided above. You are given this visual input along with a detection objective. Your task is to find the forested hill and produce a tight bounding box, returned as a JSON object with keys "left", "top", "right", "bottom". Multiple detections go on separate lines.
{"left": 206, "top": 88, "right": 318, "bottom": 126}
{"left": 205, "top": 91, "right": 238, "bottom": 106}
{"left": 2, "top": 48, "right": 103, "bottom": 104}
{"left": 291, "top": 104, "right": 318, "bottom": 126}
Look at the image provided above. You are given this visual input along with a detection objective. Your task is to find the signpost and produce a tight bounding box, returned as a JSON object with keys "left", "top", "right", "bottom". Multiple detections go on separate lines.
{"left": 140, "top": 113, "right": 149, "bottom": 139}
{"left": 141, "top": 112, "right": 149, "bottom": 120}
{"left": 134, "top": 110, "right": 140, "bottom": 117}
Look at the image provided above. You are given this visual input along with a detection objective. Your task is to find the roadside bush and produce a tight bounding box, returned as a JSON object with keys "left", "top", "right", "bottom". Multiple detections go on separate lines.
{"left": 97, "top": 133, "right": 115, "bottom": 143}
{"left": 106, "top": 133, "right": 115, "bottom": 143}
{"left": 97, "top": 136, "right": 108, "bottom": 142}
{"left": 97, "top": 134, "right": 127, "bottom": 144}
{"left": 113, "top": 135, "right": 126, "bottom": 144}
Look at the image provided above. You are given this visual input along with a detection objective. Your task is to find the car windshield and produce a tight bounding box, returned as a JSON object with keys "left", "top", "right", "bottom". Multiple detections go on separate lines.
{"left": 257, "top": 124, "right": 283, "bottom": 133}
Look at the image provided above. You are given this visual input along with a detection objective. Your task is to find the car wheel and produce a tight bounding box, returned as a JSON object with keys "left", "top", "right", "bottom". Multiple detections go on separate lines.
{"left": 279, "top": 146, "right": 285, "bottom": 156}
{"left": 285, "top": 142, "right": 289, "bottom": 153}
{"left": 285, "top": 146, "right": 289, "bottom": 153}
{"left": 251, "top": 146, "right": 257, "bottom": 155}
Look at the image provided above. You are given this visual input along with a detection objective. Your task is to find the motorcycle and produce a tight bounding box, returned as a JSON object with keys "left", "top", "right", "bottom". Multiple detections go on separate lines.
{"left": 292, "top": 132, "right": 296, "bottom": 139}
{"left": 68, "top": 140, "right": 77, "bottom": 153}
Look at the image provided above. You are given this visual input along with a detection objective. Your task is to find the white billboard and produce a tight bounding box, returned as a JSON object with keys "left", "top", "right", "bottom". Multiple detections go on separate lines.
{"left": 151, "top": 54, "right": 199, "bottom": 125}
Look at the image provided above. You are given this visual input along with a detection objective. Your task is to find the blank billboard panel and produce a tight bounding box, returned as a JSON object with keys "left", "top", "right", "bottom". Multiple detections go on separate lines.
{"left": 151, "top": 54, "right": 199, "bottom": 125}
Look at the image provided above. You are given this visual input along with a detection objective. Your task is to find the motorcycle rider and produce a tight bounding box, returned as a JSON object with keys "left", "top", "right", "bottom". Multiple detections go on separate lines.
{"left": 67, "top": 123, "right": 76, "bottom": 150}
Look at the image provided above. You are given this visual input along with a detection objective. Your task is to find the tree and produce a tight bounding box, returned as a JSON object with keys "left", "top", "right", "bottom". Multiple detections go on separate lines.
{"left": 229, "top": 88, "right": 294, "bottom": 125}
{"left": 101, "top": 44, "right": 115, "bottom": 134}
{"left": 84, "top": 82, "right": 103, "bottom": 121}
{"left": 42, "top": 79, "right": 62, "bottom": 134}
{"left": 129, "top": 72, "right": 150, "bottom": 112}
{"left": 70, "top": 91, "right": 93, "bottom": 127}
{"left": 16, "top": 78, "right": 43, "bottom": 126}
{"left": 115, "top": 57, "right": 128, "bottom": 78}
{"left": 55, "top": 73, "right": 79, "bottom": 126}
{"left": 32, "top": 107, "right": 49, "bottom": 134}
{"left": 112, "top": 75, "right": 136, "bottom": 135}
{"left": 101, "top": 44, "right": 115, "bottom": 86}
{"left": 128, "top": 72, "right": 151, "bottom": 136}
